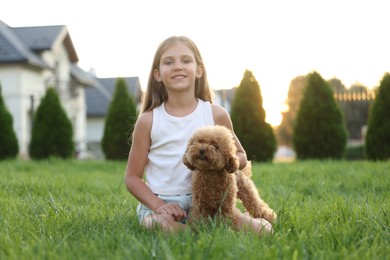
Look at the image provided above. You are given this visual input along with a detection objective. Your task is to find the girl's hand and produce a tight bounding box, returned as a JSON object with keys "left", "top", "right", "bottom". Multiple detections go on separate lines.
{"left": 155, "top": 203, "right": 187, "bottom": 222}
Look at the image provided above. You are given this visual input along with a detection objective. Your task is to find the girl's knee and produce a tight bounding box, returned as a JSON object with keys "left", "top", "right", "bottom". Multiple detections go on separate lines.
{"left": 142, "top": 214, "right": 159, "bottom": 229}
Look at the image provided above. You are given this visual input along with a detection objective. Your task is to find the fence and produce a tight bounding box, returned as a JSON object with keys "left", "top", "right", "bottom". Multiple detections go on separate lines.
{"left": 333, "top": 90, "right": 375, "bottom": 141}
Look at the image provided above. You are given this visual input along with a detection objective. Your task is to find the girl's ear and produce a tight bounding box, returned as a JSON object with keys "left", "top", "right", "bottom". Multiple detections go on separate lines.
{"left": 153, "top": 69, "right": 161, "bottom": 82}
{"left": 196, "top": 65, "right": 203, "bottom": 78}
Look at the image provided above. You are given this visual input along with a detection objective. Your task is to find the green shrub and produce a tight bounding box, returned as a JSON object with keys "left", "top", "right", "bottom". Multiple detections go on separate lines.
{"left": 365, "top": 73, "right": 390, "bottom": 160}
{"left": 29, "top": 87, "right": 74, "bottom": 159}
{"left": 293, "top": 71, "right": 347, "bottom": 159}
{"left": 0, "top": 85, "right": 19, "bottom": 159}
{"left": 231, "top": 70, "right": 276, "bottom": 162}
{"left": 102, "top": 78, "right": 137, "bottom": 160}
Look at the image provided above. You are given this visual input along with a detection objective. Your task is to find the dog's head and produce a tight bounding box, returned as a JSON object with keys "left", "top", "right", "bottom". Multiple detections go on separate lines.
{"left": 183, "top": 125, "right": 239, "bottom": 173}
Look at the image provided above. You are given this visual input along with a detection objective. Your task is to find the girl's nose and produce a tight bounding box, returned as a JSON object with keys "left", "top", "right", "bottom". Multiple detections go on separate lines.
{"left": 174, "top": 63, "right": 183, "bottom": 71}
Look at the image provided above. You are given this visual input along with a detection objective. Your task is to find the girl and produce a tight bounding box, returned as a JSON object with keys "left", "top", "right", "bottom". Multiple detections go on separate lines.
{"left": 125, "top": 36, "right": 272, "bottom": 235}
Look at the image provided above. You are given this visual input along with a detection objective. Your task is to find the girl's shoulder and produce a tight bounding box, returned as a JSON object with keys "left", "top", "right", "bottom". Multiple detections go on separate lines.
{"left": 134, "top": 111, "right": 153, "bottom": 130}
{"left": 210, "top": 103, "right": 228, "bottom": 115}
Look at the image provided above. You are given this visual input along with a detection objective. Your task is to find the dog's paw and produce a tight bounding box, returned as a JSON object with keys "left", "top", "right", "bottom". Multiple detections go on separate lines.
{"left": 262, "top": 209, "right": 277, "bottom": 224}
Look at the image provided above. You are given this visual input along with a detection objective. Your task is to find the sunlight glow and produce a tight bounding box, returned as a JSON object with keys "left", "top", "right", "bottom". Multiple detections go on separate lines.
{"left": 2, "top": 0, "right": 389, "bottom": 130}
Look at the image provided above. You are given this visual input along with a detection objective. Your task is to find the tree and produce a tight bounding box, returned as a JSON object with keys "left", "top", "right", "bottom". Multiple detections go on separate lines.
{"left": 365, "top": 73, "right": 390, "bottom": 160}
{"left": 293, "top": 71, "right": 347, "bottom": 159}
{"left": 0, "top": 84, "right": 19, "bottom": 159}
{"left": 230, "top": 70, "right": 276, "bottom": 162}
{"left": 29, "top": 87, "right": 74, "bottom": 159}
{"left": 102, "top": 78, "right": 137, "bottom": 160}
{"left": 327, "top": 77, "right": 346, "bottom": 93}
{"left": 276, "top": 75, "right": 307, "bottom": 147}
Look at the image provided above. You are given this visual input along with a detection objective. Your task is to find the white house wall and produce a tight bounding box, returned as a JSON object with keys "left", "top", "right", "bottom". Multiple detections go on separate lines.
{"left": 1, "top": 44, "right": 88, "bottom": 159}
{"left": 86, "top": 117, "right": 104, "bottom": 143}
{"left": 0, "top": 64, "right": 45, "bottom": 158}
{"left": 69, "top": 86, "right": 87, "bottom": 158}
{"left": 20, "top": 67, "right": 46, "bottom": 158}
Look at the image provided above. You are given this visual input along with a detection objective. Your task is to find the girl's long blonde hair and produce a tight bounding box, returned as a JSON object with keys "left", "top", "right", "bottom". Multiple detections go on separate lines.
{"left": 141, "top": 36, "right": 213, "bottom": 113}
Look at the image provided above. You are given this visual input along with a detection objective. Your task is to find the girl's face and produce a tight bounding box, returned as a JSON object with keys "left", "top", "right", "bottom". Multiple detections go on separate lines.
{"left": 154, "top": 41, "right": 203, "bottom": 94}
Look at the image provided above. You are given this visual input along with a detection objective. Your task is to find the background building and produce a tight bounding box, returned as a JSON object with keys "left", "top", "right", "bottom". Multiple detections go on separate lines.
{"left": 85, "top": 76, "right": 141, "bottom": 159}
{"left": 0, "top": 20, "right": 97, "bottom": 158}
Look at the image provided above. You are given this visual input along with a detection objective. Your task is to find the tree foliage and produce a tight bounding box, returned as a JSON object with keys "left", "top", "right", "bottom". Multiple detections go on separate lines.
{"left": 230, "top": 70, "right": 276, "bottom": 162}
{"left": 0, "top": 84, "right": 19, "bottom": 159}
{"left": 29, "top": 87, "right": 74, "bottom": 159}
{"left": 293, "top": 72, "right": 347, "bottom": 159}
{"left": 327, "top": 77, "right": 346, "bottom": 93}
{"left": 276, "top": 76, "right": 307, "bottom": 147}
{"left": 102, "top": 78, "right": 137, "bottom": 160}
{"left": 365, "top": 73, "right": 390, "bottom": 160}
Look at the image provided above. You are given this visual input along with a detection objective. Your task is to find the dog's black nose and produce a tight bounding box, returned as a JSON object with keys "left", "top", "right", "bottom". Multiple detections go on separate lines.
{"left": 199, "top": 148, "right": 205, "bottom": 155}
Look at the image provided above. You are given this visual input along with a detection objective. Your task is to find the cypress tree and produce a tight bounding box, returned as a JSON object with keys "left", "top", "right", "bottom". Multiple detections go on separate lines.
{"left": 293, "top": 71, "right": 347, "bottom": 159}
{"left": 365, "top": 73, "right": 390, "bottom": 160}
{"left": 29, "top": 87, "right": 74, "bottom": 159}
{"left": 0, "top": 85, "right": 19, "bottom": 159}
{"left": 102, "top": 78, "right": 137, "bottom": 160}
{"left": 230, "top": 70, "right": 276, "bottom": 162}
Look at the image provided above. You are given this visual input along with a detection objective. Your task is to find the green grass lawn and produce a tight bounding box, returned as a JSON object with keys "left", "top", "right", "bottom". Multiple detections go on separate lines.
{"left": 0, "top": 159, "right": 389, "bottom": 260}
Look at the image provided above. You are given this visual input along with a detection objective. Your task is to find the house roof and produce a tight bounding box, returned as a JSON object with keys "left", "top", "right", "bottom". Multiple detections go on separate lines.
{"left": 13, "top": 24, "right": 78, "bottom": 62}
{"left": 0, "top": 20, "right": 50, "bottom": 68}
{"left": 86, "top": 77, "right": 142, "bottom": 117}
{"left": 0, "top": 20, "right": 94, "bottom": 88}
{"left": 70, "top": 64, "right": 96, "bottom": 86}
{"left": 0, "top": 20, "right": 78, "bottom": 68}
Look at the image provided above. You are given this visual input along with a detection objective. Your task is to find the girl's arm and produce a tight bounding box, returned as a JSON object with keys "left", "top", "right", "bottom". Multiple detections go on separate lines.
{"left": 125, "top": 112, "right": 163, "bottom": 210}
{"left": 124, "top": 112, "right": 186, "bottom": 220}
{"left": 211, "top": 104, "right": 248, "bottom": 169}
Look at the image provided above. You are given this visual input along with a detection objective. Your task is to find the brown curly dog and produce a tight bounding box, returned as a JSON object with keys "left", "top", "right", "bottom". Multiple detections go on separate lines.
{"left": 183, "top": 125, "right": 277, "bottom": 228}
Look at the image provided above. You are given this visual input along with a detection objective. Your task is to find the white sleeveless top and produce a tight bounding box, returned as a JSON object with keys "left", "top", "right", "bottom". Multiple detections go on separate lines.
{"left": 146, "top": 99, "right": 214, "bottom": 195}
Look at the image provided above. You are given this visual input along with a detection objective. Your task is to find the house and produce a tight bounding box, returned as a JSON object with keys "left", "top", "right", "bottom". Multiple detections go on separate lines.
{"left": 85, "top": 76, "right": 142, "bottom": 159}
{"left": 0, "top": 20, "right": 95, "bottom": 159}
{"left": 214, "top": 87, "right": 237, "bottom": 113}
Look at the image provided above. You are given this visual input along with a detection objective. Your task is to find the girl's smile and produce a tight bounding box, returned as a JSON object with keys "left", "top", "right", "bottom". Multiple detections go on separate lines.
{"left": 171, "top": 74, "right": 187, "bottom": 80}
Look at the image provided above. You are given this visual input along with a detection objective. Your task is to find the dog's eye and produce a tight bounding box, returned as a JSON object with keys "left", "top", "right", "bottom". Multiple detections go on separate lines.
{"left": 213, "top": 144, "right": 219, "bottom": 150}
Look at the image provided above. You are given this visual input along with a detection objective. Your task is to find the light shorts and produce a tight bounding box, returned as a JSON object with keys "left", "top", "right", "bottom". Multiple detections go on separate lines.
{"left": 136, "top": 194, "right": 192, "bottom": 224}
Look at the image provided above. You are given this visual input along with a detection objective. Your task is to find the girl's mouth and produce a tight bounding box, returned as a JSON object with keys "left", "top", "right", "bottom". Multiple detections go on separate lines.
{"left": 172, "top": 75, "right": 186, "bottom": 79}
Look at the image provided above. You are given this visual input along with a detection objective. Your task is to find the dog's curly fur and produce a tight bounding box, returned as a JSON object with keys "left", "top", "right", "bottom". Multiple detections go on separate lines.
{"left": 183, "top": 125, "right": 277, "bottom": 227}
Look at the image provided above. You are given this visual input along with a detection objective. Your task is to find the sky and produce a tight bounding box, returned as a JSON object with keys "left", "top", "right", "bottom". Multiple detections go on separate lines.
{"left": 2, "top": 0, "right": 389, "bottom": 126}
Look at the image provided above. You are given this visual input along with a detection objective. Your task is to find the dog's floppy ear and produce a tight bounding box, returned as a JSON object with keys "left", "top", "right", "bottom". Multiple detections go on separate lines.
{"left": 225, "top": 155, "right": 239, "bottom": 173}
{"left": 183, "top": 152, "right": 196, "bottom": 171}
